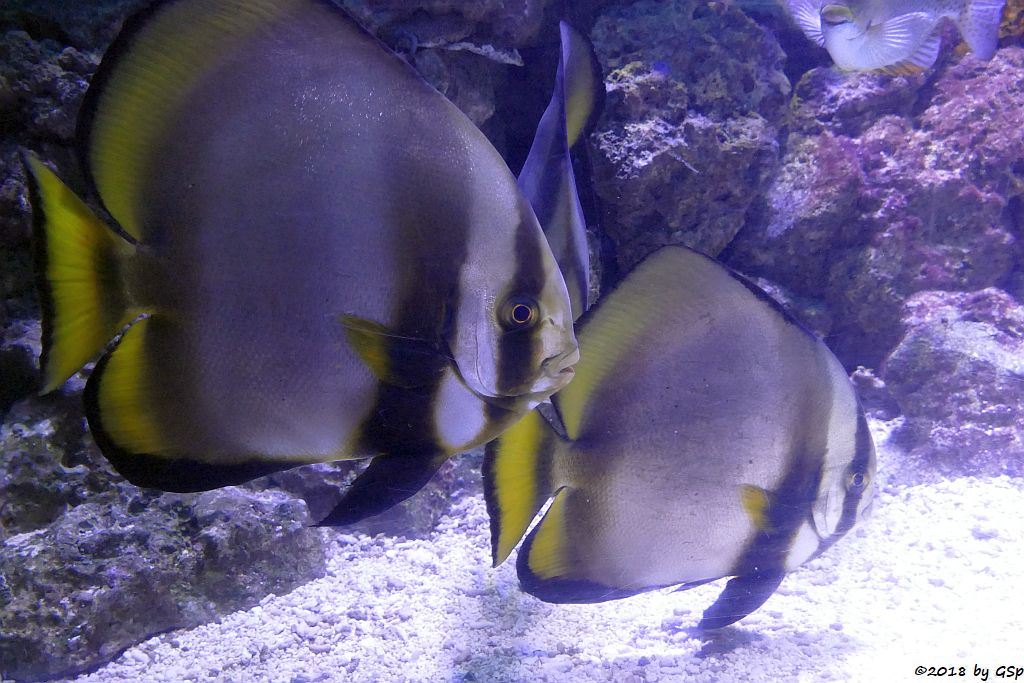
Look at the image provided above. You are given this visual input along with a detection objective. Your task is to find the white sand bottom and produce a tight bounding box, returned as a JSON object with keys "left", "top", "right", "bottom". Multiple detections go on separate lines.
{"left": 67, "top": 425, "right": 1024, "bottom": 683}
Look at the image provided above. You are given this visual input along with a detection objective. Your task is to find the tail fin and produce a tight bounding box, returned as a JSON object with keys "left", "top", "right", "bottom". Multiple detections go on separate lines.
{"left": 483, "top": 408, "right": 569, "bottom": 566}
{"left": 25, "top": 153, "right": 135, "bottom": 393}
{"left": 959, "top": 0, "right": 1006, "bottom": 60}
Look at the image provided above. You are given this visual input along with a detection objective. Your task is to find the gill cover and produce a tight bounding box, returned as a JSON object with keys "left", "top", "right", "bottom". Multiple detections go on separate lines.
{"left": 31, "top": 0, "right": 578, "bottom": 514}
{"left": 445, "top": 196, "right": 578, "bottom": 403}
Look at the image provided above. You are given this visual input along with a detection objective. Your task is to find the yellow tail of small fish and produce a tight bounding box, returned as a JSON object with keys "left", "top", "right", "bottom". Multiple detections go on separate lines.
{"left": 25, "top": 153, "right": 136, "bottom": 393}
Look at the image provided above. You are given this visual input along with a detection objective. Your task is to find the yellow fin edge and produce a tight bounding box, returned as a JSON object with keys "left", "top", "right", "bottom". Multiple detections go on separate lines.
{"left": 556, "top": 253, "right": 673, "bottom": 438}
{"left": 559, "top": 22, "right": 602, "bottom": 148}
{"left": 94, "top": 316, "right": 166, "bottom": 455}
{"left": 526, "top": 488, "right": 571, "bottom": 580}
{"left": 490, "top": 409, "right": 550, "bottom": 566}
{"left": 88, "top": 0, "right": 305, "bottom": 237}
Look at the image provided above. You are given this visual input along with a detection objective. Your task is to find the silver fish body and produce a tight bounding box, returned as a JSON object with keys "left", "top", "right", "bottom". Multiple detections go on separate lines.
{"left": 484, "top": 246, "right": 876, "bottom": 628}
{"left": 27, "top": 0, "right": 577, "bottom": 523}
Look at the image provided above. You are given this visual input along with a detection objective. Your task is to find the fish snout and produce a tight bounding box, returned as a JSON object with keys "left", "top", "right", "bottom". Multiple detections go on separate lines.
{"left": 542, "top": 345, "right": 580, "bottom": 383}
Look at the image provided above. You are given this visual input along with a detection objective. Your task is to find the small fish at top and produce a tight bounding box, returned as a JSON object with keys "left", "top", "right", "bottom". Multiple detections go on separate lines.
{"left": 484, "top": 246, "right": 876, "bottom": 628}
{"left": 518, "top": 21, "right": 605, "bottom": 321}
{"left": 25, "top": 0, "right": 578, "bottom": 525}
{"left": 787, "top": 0, "right": 1006, "bottom": 72}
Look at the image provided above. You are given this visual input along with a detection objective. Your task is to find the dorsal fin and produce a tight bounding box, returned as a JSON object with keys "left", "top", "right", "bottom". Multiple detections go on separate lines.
{"left": 559, "top": 21, "right": 605, "bottom": 149}
{"left": 556, "top": 247, "right": 692, "bottom": 438}
{"left": 77, "top": 0, "right": 314, "bottom": 240}
{"left": 517, "top": 21, "right": 604, "bottom": 320}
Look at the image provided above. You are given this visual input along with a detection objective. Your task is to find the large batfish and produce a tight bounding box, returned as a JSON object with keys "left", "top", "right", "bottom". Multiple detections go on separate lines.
{"left": 485, "top": 246, "right": 875, "bottom": 628}
{"left": 27, "top": 0, "right": 578, "bottom": 524}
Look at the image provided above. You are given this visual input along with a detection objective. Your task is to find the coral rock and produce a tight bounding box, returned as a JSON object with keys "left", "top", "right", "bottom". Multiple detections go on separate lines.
{"left": 882, "top": 288, "right": 1024, "bottom": 481}
{"left": 727, "top": 47, "right": 1024, "bottom": 367}
{"left": 589, "top": 0, "right": 789, "bottom": 274}
{"left": 0, "top": 486, "right": 326, "bottom": 681}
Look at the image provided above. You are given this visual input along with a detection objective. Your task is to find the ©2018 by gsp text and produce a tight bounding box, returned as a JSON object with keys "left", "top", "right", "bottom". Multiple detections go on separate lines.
{"left": 915, "top": 665, "right": 1024, "bottom": 680}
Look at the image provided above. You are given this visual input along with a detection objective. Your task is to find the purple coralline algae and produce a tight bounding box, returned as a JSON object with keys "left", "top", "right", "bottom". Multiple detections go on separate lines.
{"left": 727, "top": 47, "right": 1024, "bottom": 365}
{"left": 1, "top": 0, "right": 1023, "bottom": 677}
{"left": 584, "top": 1, "right": 1023, "bottom": 480}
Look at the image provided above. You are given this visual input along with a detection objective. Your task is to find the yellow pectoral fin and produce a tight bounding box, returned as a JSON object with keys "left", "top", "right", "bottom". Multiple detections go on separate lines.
{"left": 25, "top": 153, "right": 135, "bottom": 393}
{"left": 339, "top": 314, "right": 448, "bottom": 388}
{"left": 741, "top": 484, "right": 773, "bottom": 533}
{"left": 339, "top": 315, "right": 395, "bottom": 382}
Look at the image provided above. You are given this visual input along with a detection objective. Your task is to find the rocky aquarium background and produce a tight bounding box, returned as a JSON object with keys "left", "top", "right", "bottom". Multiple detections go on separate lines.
{"left": 1, "top": 0, "right": 1022, "bottom": 680}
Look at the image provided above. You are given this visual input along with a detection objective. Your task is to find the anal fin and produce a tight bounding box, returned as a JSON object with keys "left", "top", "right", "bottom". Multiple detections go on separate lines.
{"left": 85, "top": 317, "right": 312, "bottom": 492}
{"left": 698, "top": 568, "right": 786, "bottom": 630}
{"left": 315, "top": 452, "right": 448, "bottom": 526}
{"left": 483, "top": 408, "right": 562, "bottom": 565}
{"left": 517, "top": 489, "right": 661, "bottom": 603}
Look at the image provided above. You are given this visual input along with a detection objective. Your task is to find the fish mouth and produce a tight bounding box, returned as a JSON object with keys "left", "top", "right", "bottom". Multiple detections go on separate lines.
{"left": 463, "top": 323, "right": 579, "bottom": 403}
{"left": 468, "top": 344, "right": 579, "bottom": 407}
{"left": 535, "top": 345, "right": 580, "bottom": 392}
{"left": 543, "top": 346, "right": 580, "bottom": 379}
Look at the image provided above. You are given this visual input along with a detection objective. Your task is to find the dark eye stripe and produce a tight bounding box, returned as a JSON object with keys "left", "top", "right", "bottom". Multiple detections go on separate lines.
{"left": 727, "top": 363, "right": 833, "bottom": 575}
{"left": 495, "top": 200, "right": 547, "bottom": 395}
{"left": 831, "top": 410, "right": 874, "bottom": 538}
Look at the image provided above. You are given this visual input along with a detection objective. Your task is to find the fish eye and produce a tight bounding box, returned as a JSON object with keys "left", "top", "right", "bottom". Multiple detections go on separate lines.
{"left": 820, "top": 4, "right": 853, "bottom": 25}
{"left": 500, "top": 297, "right": 539, "bottom": 331}
{"left": 847, "top": 469, "right": 867, "bottom": 490}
